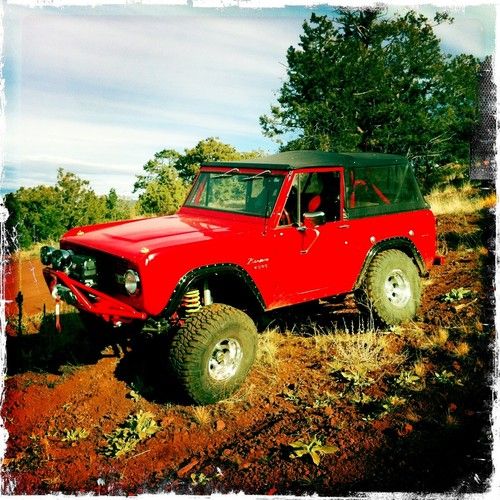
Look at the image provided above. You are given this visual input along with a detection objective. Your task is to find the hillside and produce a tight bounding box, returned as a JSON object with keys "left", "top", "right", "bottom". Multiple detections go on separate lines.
{"left": 1, "top": 208, "right": 495, "bottom": 495}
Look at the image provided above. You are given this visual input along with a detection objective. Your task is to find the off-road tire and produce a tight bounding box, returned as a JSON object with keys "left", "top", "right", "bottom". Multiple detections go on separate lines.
{"left": 361, "top": 249, "right": 421, "bottom": 326}
{"left": 168, "top": 303, "right": 257, "bottom": 405}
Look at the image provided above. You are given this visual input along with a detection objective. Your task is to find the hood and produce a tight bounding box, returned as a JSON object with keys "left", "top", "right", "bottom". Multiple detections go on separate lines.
{"left": 62, "top": 211, "right": 259, "bottom": 262}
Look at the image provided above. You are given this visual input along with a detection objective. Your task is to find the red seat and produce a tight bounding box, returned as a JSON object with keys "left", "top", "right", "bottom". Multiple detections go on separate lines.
{"left": 308, "top": 195, "right": 321, "bottom": 212}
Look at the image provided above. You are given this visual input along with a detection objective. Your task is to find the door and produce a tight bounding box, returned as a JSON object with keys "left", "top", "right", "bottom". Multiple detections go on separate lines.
{"left": 267, "top": 169, "right": 357, "bottom": 308}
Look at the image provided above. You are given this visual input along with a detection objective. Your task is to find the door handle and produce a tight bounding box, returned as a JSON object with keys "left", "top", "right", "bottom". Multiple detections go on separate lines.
{"left": 339, "top": 224, "right": 350, "bottom": 229}
{"left": 300, "top": 228, "right": 321, "bottom": 255}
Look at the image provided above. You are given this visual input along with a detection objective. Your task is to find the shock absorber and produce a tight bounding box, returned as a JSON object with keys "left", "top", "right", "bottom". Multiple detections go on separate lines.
{"left": 181, "top": 289, "right": 202, "bottom": 318}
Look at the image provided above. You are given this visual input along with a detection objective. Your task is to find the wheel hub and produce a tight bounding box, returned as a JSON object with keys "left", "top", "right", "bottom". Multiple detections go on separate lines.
{"left": 208, "top": 338, "right": 243, "bottom": 382}
{"left": 384, "top": 269, "right": 412, "bottom": 308}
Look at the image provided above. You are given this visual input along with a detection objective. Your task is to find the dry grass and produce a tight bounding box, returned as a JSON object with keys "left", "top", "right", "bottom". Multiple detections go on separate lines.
{"left": 255, "top": 329, "right": 283, "bottom": 370}
{"left": 17, "top": 241, "right": 60, "bottom": 261}
{"left": 426, "top": 183, "right": 495, "bottom": 216}
{"left": 328, "top": 331, "right": 406, "bottom": 382}
{"left": 221, "top": 330, "right": 285, "bottom": 407}
{"left": 404, "top": 326, "right": 451, "bottom": 353}
{"left": 418, "top": 327, "right": 449, "bottom": 350}
{"left": 191, "top": 406, "right": 212, "bottom": 426}
{"left": 450, "top": 341, "right": 471, "bottom": 358}
{"left": 413, "top": 359, "right": 429, "bottom": 378}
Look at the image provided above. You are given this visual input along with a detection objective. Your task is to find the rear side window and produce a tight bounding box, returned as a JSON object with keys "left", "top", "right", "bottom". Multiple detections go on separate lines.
{"left": 345, "top": 163, "right": 427, "bottom": 218}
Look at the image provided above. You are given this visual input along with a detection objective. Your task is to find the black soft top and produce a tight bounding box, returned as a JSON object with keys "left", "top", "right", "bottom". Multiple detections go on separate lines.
{"left": 204, "top": 150, "right": 407, "bottom": 170}
{"left": 204, "top": 150, "right": 428, "bottom": 217}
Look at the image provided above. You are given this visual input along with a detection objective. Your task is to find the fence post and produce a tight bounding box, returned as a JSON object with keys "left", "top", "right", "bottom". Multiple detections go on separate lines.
{"left": 15, "top": 290, "right": 23, "bottom": 336}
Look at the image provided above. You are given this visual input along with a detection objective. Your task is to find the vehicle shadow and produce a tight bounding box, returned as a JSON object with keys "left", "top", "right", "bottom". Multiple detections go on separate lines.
{"left": 260, "top": 295, "right": 371, "bottom": 336}
{"left": 6, "top": 310, "right": 188, "bottom": 404}
{"left": 5, "top": 312, "right": 129, "bottom": 376}
{"left": 5, "top": 299, "right": 369, "bottom": 403}
{"left": 114, "top": 334, "right": 188, "bottom": 405}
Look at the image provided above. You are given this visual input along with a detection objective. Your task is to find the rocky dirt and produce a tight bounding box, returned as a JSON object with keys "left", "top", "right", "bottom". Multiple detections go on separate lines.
{"left": 1, "top": 210, "right": 495, "bottom": 495}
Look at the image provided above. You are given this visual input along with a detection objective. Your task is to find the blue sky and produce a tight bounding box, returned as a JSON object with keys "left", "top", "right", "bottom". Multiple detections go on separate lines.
{"left": 0, "top": 1, "right": 496, "bottom": 197}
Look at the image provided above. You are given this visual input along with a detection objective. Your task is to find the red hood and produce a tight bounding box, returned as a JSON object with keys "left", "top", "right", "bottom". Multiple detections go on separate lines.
{"left": 62, "top": 210, "right": 262, "bottom": 262}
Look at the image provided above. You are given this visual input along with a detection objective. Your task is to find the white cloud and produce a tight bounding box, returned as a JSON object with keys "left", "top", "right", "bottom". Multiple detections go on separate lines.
{"left": 20, "top": 13, "right": 295, "bottom": 100}
{"left": 434, "top": 17, "right": 494, "bottom": 58}
{"left": 406, "top": 4, "right": 495, "bottom": 58}
{"left": 2, "top": 159, "right": 139, "bottom": 197}
{"left": 3, "top": 8, "right": 301, "bottom": 195}
{"left": 6, "top": 114, "right": 196, "bottom": 163}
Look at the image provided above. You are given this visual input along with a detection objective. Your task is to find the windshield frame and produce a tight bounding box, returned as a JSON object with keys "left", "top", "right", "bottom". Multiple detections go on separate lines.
{"left": 183, "top": 168, "right": 287, "bottom": 218}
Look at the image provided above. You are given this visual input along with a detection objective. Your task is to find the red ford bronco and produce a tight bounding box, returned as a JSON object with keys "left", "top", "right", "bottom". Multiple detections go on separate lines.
{"left": 41, "top": 151, "right": 439, "bottom": 404}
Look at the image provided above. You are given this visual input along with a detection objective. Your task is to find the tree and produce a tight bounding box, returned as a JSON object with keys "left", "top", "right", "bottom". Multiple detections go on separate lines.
{"left": 136, "top": 172, "right": 188, "bottom": 216}
{"left": 175, "top": 137, "right": 262, "bottom": 184}
{"left": 55, "top": 169, "right": 106, "bottom": 228}
{"left": 4, "top": 185, "right": 64, "bottom": 250}
{"left": 105, "top": 188, "right": 131, "bottom": 221}
{"left": 260, "top": 8, "right": 480, "bottom": 188}
{"left": 134, "top": 138, "right": 262, "bottom": 216}
{"left": 4, "top": 169, "right": 132, "bottom": 250}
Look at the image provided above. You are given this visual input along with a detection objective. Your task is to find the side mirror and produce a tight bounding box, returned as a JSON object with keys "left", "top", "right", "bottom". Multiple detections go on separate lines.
{"left": 303, "top": 211, "right": 326, "bottom": 228}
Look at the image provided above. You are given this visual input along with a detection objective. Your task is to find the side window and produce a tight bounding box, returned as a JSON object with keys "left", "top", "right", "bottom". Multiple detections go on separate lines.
{"left": 280, "top": 171, "right": 341, "bottom": 225}
{"left": 347, "top": 168, "right": 389, "bottom": 209}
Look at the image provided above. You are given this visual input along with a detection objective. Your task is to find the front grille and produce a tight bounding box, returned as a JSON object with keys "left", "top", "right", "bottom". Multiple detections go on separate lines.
{"left": 95, "top": 253, "right": 130, "bottom": 294}
{"left": 62, "top": 245, "right": 131, "bottom": 294}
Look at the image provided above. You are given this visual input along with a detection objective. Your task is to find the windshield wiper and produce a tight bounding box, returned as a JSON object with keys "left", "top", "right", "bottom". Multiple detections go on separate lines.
{"left": 212, "top": 167, "right": 240, "bottom": 179}
{"left": 243, "top": 170, "right": 271, "bottom": 181}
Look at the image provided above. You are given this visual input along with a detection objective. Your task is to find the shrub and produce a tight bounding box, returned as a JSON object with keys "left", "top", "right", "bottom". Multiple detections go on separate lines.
{"left": 102, "top": 411, "right": 160, "bottom": 458}
{"left": 329, "top": 331, "right": 406, "bottom": 388}
{"left": 289, "top": 435, "right": 338, "bottom": 465}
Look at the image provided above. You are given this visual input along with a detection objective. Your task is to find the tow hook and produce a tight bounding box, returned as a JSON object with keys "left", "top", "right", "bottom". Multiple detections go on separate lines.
{"left": 51, "top": 285, "right": 62, "bottom": 332}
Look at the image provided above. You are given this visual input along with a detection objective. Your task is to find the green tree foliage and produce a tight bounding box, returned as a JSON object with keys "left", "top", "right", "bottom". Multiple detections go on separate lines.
{"left": 134, "top": 137, "right": 262, "bottom": 216}
{"left": 55, "top": 169, "right": 106, "bottom": 229}
{"left": 105, "top": 188, "right": 132, "bottom": 221}
{"left": 4, "top": 169, "right": 132, "bottom": 250}
{"left": 260, "top": 8, "right": 480, "bottom": 188}
{"left": 136, "top": 175, "right": 188, "bottom": 217}
{"left": 4, "top": 185, "right": 64, "bottom": 249}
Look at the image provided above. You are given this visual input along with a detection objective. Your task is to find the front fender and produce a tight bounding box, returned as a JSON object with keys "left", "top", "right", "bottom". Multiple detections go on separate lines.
{"left": 162, "top": 263, "right": 265, "bottom": 317}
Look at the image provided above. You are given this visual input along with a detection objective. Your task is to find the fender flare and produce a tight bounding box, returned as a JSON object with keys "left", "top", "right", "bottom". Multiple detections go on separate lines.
{"left": 163, "top": 263, "right": 265, "bottom": 317}
{"left": 354, "top": 237, "right": 427, "bottom": 290}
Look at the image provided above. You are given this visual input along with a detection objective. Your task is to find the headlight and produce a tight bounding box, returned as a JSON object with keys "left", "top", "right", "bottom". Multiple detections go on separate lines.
{"left": 51, "top": 249, "right": 73, "bottom": 271}
{"left": 123, "top": 269, "right": 140, "bottom": 295}
{"left": 40, "top": 245, "right": 56, "bottom": 265}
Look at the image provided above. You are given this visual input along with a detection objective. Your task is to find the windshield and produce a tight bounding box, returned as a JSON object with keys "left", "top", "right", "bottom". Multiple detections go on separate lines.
{"left": 185, "top": 170, "right": 285, "bottom": 217}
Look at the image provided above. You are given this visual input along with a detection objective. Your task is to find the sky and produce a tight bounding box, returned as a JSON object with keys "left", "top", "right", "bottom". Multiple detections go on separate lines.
{"left": 0, "top": 1, "right": 496, "bottom": 197}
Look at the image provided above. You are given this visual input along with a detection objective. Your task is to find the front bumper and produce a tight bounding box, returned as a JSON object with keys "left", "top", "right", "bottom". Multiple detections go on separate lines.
{"left": 43, "top": 267, "right": 148, "bottom": 324}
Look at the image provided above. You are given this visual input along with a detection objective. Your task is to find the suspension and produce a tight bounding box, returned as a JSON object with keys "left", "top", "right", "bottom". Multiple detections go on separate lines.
{"left": 181, "top": 289, "right": 202, "bottom": 318}
{"left": 176, "top": 282, "right": 214, "bottom": 324}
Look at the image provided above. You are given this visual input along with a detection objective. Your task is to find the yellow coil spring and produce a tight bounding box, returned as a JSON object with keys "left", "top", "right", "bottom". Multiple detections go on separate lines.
{"left": 181, "top": 289, "right": 202, "bottom": 317}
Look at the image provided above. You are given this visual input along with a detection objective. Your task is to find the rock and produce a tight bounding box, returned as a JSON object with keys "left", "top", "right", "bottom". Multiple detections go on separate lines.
{"left": 177, "top": 459, "right": 199, "bottom": 478}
